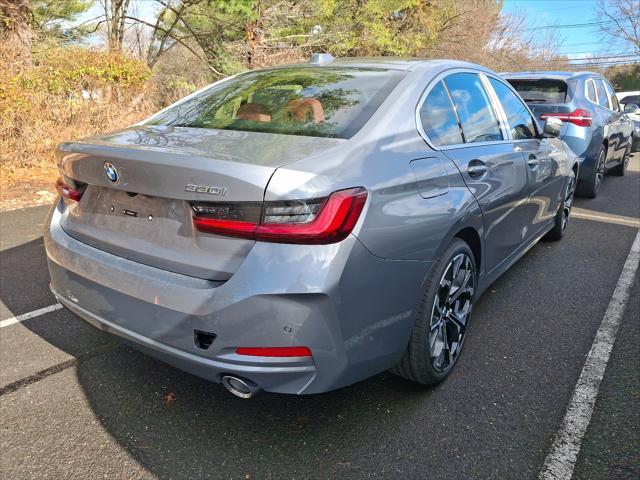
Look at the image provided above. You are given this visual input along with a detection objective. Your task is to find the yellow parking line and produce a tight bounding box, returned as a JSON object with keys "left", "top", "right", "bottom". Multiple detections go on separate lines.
{"left": 571, "top": 208, "right": 640, "bottom": 228}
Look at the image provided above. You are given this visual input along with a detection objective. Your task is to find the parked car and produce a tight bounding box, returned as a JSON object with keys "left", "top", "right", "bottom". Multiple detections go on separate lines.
{"left": 617, "top": 91, "right": 640, "bottom": 152}
{"left": 502, "top": 71, "right": 634, "bottom": 198}
{"left": 46, "top": 57, "right": 579, "bottom": 398}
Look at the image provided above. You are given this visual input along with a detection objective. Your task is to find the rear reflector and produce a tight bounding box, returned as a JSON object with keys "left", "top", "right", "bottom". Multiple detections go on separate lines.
{"left": 55, "top": 177, "right": 85, "bottom": 202}
{"left": 192, "top": 187, "right": 367, "bottom": 244}
{"left": 236, "top": 346, "right": 312, "bottom": 357}
{"left": 540, "top": 108, "right": 592, "bottom": 127}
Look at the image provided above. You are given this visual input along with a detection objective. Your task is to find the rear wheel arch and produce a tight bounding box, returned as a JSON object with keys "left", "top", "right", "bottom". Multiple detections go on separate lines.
{"left": 455, "top": 227, "right": 482, "bottom": 274}
{"left": 602, "top": 138, "right": 609, "bottom": 159}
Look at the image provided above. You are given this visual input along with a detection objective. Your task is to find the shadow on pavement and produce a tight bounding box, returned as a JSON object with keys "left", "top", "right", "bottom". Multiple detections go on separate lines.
{"left": 74, "top": 345, "right": 430, "bottom": 479}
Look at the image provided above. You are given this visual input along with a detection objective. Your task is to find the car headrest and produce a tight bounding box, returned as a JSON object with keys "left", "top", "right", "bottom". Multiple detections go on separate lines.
{"left": 236, "top": 103, "right": 271, "bottom": 122}
{"left": 283, "top": 98, "right": 325, "bottom": 124}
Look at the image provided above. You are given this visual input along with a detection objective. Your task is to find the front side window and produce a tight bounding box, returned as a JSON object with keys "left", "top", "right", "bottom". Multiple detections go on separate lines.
{"left": 146, "top": 67, "right": 404, "bottom": 139}
{"left": 595, "top": 80, "right": 609, "bottom": 108}
{"left": 419, "top": 81, "right": 464, "bottom": 146}
{"left": 489, "top": 78, "right": 537, "bottom": 140}
{"left": 444, "top": 73, "right": 503, "bottom": 143}
{"left": 586, "top": 79, "right": 597, "bottom": 103}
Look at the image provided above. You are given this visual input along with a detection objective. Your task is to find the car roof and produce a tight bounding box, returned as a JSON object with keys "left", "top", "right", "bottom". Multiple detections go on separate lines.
{"left": 272, "top": 57, "right": 494, "bottom": 74}
{"left": 501, "top": 71, "right": 598, "bottom": 81}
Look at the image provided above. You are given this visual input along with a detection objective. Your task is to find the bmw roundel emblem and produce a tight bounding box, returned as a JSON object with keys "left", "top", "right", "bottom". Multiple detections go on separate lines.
{"left": 103, "top": 162, "right": 119, "bottom": 183}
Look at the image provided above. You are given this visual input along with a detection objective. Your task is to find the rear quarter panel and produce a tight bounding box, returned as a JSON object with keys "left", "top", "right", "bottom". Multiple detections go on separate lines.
{"left": 264, "top": 69, "right": 484, "bottom": 265}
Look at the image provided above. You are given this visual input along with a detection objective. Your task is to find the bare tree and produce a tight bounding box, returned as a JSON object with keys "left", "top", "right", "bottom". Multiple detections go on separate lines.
{"left": 100, "top": 0, "right": 131, "bottom": 52}
{"left": 0, "top": 0, "right": 33, "bottom": 66}
{"left": 597, "top": 0, "right": 640, "bottom": 55}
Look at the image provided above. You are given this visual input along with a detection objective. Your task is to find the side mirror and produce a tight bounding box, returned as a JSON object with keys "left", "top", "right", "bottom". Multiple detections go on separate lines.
{"left": 543, "top": 117, "right": 563, "bottom": 137}
{"left": 623, "top": 103, "right": 639, "bottom": 114}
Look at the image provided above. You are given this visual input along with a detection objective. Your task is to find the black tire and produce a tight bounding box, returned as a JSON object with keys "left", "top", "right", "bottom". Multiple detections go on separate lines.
{"left": 391, "top": 238, "right": 476, "bottom": 385}
{"left": 577, "top": 145, "right": 606, "bottom": 199}
{"left": 545, "top": 169, "right": 576, "bottom": 241}
{"left": 610, "top": 145, "right": 630, "bottom": 176}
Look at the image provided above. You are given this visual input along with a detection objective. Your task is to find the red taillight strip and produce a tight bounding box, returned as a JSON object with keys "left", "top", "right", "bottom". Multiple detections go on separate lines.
{"left": 193, "top": 217, "right": 258, "bottom": 237}
{"left": 55, "top": 178, "right": 84, "bottom": 202}
{"left": 256, "top": 187, "right": 367, "bottom": 244}
{"left": 540, "top": 109, "right": 592, "bottom": 127}
{"left": 193, "top": 187, "right": 368, "bottom": 245}
{"left": 236, "top": 346, "right": 312, "bottom": 357}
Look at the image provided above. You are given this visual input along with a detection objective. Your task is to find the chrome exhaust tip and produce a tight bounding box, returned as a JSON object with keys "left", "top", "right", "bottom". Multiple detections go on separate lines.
{"left": 221, "top": 375, "right": 261, "bottom": 399}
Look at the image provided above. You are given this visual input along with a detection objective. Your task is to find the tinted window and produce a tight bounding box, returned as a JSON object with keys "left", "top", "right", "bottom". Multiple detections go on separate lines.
{"left": 595, "top": 80, "right": 609, "bottom": 108}
{"left": 507, "top": 79, "right": 567, "bottom": 104}
{"left": 444, "top": 73, "right": 503, "bottom": 143}
{"left": 586, "top": 79, "right": 597, "bottom": 103}
{"left": 619, "top": 94, "right": 640, "bottom": 105}
{"left": 146, "top": 68, "right": 404, "bottom": 139}
{"left": 419, "top": 81, "right": 463, "bottom": 146}
{"left": 489, "top": 78, "right": 537, "bottom": 140}
{"left": 603, "top": 81, "right": 620, "bottom": 110}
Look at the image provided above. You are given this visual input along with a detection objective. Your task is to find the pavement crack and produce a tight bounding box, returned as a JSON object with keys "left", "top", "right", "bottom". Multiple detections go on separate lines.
{"left": 0, "top": 342, "right": 118, "bottom": 396}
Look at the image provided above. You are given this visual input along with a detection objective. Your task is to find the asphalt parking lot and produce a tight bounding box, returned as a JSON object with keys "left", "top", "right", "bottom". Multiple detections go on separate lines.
{"left": 1, "top": 155, "right": 639, "bottom": 480}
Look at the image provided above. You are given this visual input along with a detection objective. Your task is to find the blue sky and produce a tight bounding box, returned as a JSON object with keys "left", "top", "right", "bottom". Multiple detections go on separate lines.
{"left": 502, "top": 0, "right": 635, "bottom": 58}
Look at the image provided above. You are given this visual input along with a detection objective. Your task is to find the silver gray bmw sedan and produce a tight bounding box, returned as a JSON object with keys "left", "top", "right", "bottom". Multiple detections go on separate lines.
{"left": 45, "top": 57, "right": 579, "bottom": 397}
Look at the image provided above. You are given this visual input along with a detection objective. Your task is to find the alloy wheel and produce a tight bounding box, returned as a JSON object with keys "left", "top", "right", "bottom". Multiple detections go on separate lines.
{"left": 429, "top": 253, "right": 475, "bottom": 373}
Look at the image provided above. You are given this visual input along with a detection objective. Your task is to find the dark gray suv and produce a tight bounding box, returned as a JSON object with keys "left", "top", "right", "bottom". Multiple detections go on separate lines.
{"left": 502, "top": 71, "right": 634, "bottom": 198}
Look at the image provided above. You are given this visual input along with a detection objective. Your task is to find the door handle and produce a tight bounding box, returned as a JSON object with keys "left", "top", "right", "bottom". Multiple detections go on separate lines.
{"left": 467, "top": 160, "right": 488, "bottom": 177}
{"left": 527, "top": 155, "right": 539, "bottom": 169}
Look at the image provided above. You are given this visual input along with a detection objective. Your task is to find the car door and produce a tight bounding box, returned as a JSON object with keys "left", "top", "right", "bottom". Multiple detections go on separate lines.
{"left": 434, "top": 72, "right": 530, "bottom": 274}
{"left": 602, "top": 79, "right": 629, "bottom": 161}
{"left": 486, "top": 76, "right": 564, "bottom": 234}
{"left": 594, "top": 78, "right": 622, "bottom": 163}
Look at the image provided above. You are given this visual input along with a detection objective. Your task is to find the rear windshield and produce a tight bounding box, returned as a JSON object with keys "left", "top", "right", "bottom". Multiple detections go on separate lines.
{"left": 146, "top": 67, "right": 404, "bottom": 139}
{"left": 506, "top": 79, "right": 568, "bottom": 104}
{"left": 619, "top": 94, "right": 640, "bottom": 105}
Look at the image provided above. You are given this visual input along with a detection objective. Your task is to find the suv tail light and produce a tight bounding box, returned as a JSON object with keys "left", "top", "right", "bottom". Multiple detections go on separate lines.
{"left": 540, "top": 109, "right": 592, "bottom": 127}
{"left": 55, "top": 177, "right": 86, "bottom": 202}
{"left": 192, "top": 187, "right": 367, "bottom": 245}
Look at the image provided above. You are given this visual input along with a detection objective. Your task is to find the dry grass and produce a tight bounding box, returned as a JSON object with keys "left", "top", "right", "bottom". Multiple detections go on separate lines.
{"left": 0, "top": 43, "right": 157, "bottom": 196}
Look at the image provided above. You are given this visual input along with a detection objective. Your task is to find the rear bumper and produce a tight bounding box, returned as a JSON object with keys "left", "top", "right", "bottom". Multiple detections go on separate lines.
{"left": 45, "top": 199, "right": 431, "bottom": 394}
{"left": 52, "top": 288, "right": 317, "bottom": 393}
{"left": 632, "top": 131, "right": 640, "bottom": 152}
{"left": 561, "top": 127, "right": 601, "bottom": 183}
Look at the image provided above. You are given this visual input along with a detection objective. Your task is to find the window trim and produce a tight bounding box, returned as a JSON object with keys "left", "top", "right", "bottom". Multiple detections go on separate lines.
{"left": 415, "top": 68, "right": 541, "bottom": 150}
{"left": 417, "top": 79, "right": 466, "bottom": 147}
{"left": 484, "top": 74, "right": 541, "bottom": 143}
{"left": 602, "top": 79, "right": 620, "bottom": 112}
{"left": 585, "top": 78, "right": 600, "bottom": 106}
{"left": 592, "top": 78, "right": 611, "bottom": 109}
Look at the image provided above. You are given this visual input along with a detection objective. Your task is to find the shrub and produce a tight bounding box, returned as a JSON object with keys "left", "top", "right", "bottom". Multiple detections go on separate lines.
{"left": 0, "top": 45, "right": 154, "bottom": 188}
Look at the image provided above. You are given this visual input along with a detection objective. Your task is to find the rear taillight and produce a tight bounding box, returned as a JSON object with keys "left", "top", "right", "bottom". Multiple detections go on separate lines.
{"left": 236, "top": 346, "right": 312, "bottom": 357}
{"left": 540, "top": 109, "right": 592, "bottom": 127}
{"left": 55, "top": 177, "right": 85, "bottom": 202}
{"left": 192, "top": 187, "right": 367, "bottom": 245}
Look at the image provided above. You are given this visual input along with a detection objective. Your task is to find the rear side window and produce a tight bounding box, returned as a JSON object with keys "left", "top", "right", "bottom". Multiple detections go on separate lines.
{"left": 586, "top": 79, "right": 597, "bottom": 103}
{"left": 595, "top": 80, "right": 609, "bottom": 108}
{"left": 419, "top": 81, "right": 463, "bottom": 146}
{"left": 507, "top": 79, "right": 568, "bottom": 104}
{"left": 146, "top": 67, "right": 404, "bottom": 139}
{"left": 444, "top": 73, "right": 503, "bottom": 143}
{"left": 488, "top": 78, "right": 537, "bottom": 140}
{"left": 603, "top": 81, "right": 620, "bottom": 110}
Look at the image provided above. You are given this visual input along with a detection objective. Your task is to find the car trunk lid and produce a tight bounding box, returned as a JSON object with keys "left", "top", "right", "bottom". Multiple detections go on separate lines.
{"left": 58, "top": 125, "right": 343, "bottom": 281}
